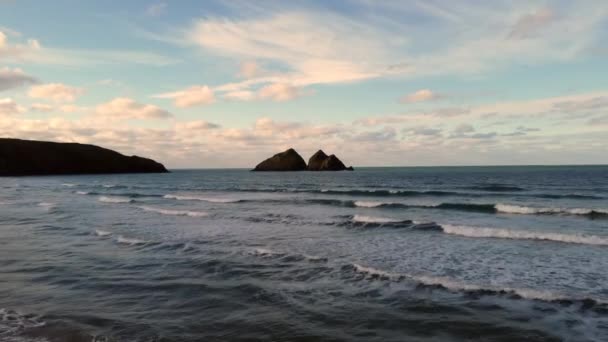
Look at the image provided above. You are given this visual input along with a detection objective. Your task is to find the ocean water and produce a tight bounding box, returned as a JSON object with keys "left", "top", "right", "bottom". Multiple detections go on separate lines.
{"left": 1, "top": 166, "right": 607, "bottom": 341}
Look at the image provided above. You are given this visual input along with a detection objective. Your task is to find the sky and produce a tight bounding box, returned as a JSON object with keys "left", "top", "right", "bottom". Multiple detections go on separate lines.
{"left": 0, "top": 0, "right": 607, "bottom": 168}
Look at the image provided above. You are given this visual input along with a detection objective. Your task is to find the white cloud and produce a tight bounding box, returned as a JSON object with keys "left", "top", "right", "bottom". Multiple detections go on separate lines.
{"left": 146, "top": 3, "right": 167, "bottom": 17}
{"left": 400, "top": 89, "right": 442, "bottom": 103}
{"left": 258, "top": 83, "right": 301, "bottom": 102}
{"left": 223, "top": 90, "right": 256, "bottom": 101}
{"left": 175, "top": 120, "right": 220, "bottom": 131}
{"left": 28, "top": 83, "right": 83, "bottom": 102}
{"left": 239, "top": 61, "right": 260, "bottom": 78}
{"left": 30, "top": 103, "right": 54, "bottom": 112}
{"left": 0, "top": 67, "right": 37, "bottom": 91}
{"left": 0, "top": 98, "right": 24, "bottom": 115}
{"left": 154, "top": 85, "right": 215, "bottom": 108}
{"left": 170, "top": 2, "right": 606, "bottom": 96}
{"left": 508, "top": 7, "right": 555, "bottom": 39}
{"left": 96, "top": 97, "right": 172, "bottom": 119}
{"left": 1, "top": 30, "right": 178, "bottom": 66}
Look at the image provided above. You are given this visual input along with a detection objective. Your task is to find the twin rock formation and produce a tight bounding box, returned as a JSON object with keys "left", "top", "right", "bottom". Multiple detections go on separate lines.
{"left": 253, "top": 148, "right": 354, "bottom": 172}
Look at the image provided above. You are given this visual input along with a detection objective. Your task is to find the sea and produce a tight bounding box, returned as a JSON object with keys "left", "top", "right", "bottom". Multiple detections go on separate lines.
{"left": 1, "top": 166, "right": 607, "bottom": 342}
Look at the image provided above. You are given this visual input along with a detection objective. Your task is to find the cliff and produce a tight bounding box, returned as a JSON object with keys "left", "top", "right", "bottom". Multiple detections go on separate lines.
{"left": 0, "top": 138, "right": 168, "bottom": 176}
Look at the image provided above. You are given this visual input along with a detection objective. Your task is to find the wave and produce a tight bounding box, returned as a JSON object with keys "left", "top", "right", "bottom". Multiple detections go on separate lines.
{"left": 354, "top": 201, "right": 387, "bottom": 208}
{"left": 137, "top": 206, "right": 209, "bottom": 217}
{"left": 495, "top": 204, "right": 608, "bottom": 217}
{"left": 250, "top": 248, "right": 328, "bottom": 262}
{"left": 98, "top": 196, "right": 134, "bottom": 204}
{"left": 164, "top": 194, "right": 241, "bottom": 203}
{"left": 250, "top": 248, "right": 284, "bottom": 257}
{"left": 346, "top": 264, "right": 606, "bottom": 305}
{"left": 37, "top": 202, "right": 55, "bottom": 208}
{"left": 95, "top": 229, "right": 112, "bottom": 237}
{"left": 0, "top": 308, "right": 46, "bottom": 338}
{"left": 330, "top": 199, "right": 606, "bottom": 218}
{"left": 352, "top": 215, "right": 408, "bottom": 224}
{"left": 441, "top": 224, "right": 608, "bottom": 246}
{"left": 343, "top": 215, "right": 442, "bottom": 230}
{"left": 61, "top": 183, "right": 76, "bottom": 187}
{"left": 116, "top": 236, "right": 146, "bottom": 245}
{"left": 276, "top": 188, "right": 604, "bottom": 200}
{"left": 466, "top": 184, "right": 525, "bottom": 192}
{"left": 75, "top": 191, "right": 89, "bottom": 195}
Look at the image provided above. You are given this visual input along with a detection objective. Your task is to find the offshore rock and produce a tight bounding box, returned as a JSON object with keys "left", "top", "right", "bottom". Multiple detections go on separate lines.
{"left": 253, "top": 148, "right": 307, "bottom": 171}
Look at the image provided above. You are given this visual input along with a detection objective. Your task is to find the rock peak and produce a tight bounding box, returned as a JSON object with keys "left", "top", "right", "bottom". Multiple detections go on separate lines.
{"left": 253, "top": 148, "right": 307, "bottom": 171}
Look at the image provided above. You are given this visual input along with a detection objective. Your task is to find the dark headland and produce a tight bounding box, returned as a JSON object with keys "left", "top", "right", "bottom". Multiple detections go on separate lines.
{"left": 253, "top": 148, "right": 354, "bottom": 171}
{"left": 0, "top": 138, "right": 168, "bottom": 176}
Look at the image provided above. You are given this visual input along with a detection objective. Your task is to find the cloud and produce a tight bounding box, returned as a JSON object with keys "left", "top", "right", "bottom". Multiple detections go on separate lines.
{"left": 0, "top": 98, "right": 24, "bottom": 115}
{"left": 258, "top": 83, "right": 301, "bottom": 102}
{"left": 30, "top": 103, "right": 54, "bottom": 112}
{"left": 175, "top": 120, "right": 220, "bottom": 131}
{"left": 28, "top": 83, "right": 83, "bottom": 102}
{"left": 453, "top": 124, "right": 475, "bottom": 134}
{"left": 154, "top": 85, "right": 215, "bottom": 108}
{"left": 239, "top": 61, "right": 261, "bottom": 78}
{"left": 400, "top": 89, "right": 442, "bottom": 103}
{"left": 352, "top": 127, "right": 397, "bottom": 142}
{"left": 223, "top": 90, "right": 256, "bottom": 101}
{"left": 1, "top": 29, "right": 178, "bottom": 66}
{"left": 508, "top": 8, "right": 555, "bottom": 39}
{"left": 146, "top": 2, "right": 167, "bottom": 17}
{"left": 96, "top": 97, "right": 172, "bottom": 119}
{"left": 405, "top": 127, "right": 443, "bottom": 136}
{"left": 0, "top": 67, "right": 37, "bottom": 91}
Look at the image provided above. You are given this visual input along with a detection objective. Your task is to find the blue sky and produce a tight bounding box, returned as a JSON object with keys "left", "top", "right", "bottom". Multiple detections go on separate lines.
{"left": 1, "top": 0, "right": 607, "bottom": 167}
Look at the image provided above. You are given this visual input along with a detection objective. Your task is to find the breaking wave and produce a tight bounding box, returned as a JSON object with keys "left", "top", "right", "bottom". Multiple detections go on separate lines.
{"left": 495, "top": 204, "right": 608, "bottom": 217}
{"left": 352, "top": 215, "right": 406, "bottom": 224}
{"left": 441, "top": 224, "right": 608, "bottom": 246}
{"left": 164, "top": 194, "right": 241, "bottom": 203}
{"left": 94, "top": 229, "right": 112, "bottom": 237}
{"left": 137, "top": 205, "right": 208, "bottom": 217}
{"left": 98, "top": 196, "right": 134, "bottom": 204}
{"left": 116, "top": 236, "right": 146, "bottom": 245}
{"left": 347, "top": 264, "right": 606, "bottom": 305}
{"left": 0, "top": 308, "right": 46, "bottom": 340}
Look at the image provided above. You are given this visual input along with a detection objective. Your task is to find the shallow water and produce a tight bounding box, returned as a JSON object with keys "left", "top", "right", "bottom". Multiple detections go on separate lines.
{"left": 1, "top": 166, "right": 607, "bottom": 341}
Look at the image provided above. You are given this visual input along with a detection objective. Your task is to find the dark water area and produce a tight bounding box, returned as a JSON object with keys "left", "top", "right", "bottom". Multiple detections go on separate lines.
{"left": 1, "top": 166, "right": 608, "bottom": 341}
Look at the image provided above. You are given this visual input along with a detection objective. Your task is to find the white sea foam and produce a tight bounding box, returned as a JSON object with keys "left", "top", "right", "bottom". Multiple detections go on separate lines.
{"left": 98, "top": 196, "right": 133, "bottom": 204}
{"left": 37, "top": 202, "right": 56, "bottom": 210}
{"left": 441, "top": 224, "right": 608, "bottom": 246}
{"left": 354, "top": 201, "right": 385, "bottom": 208}
{"left": 75, "top": 191, "right": 89, "bottom": 195}
{"left": 251, "top": 248, "right": 282, "bottom": 257}
{"left": 350, "top": 264, "right": 601, "bottom": 303}
{"left": 164, "top": 194, "right": 240, "bottom": 203}
{"left": 302, "top": 254, "right": 327, "bottom": 262}
{"left": 138, "top": 206, "right": 208, "bottom": 217}
{"left": 0, "top": 308, "right": 46, "bottom": 339}
{"left": 116, "top": 236, "right": 146, "bottom": 245}
{"left": 95, "top": 229, "right": 112, "bottom": 237}
{"left": 352, "top": 263, "right": 402, "bottom": 280}
{"left": 495, "top": 203, "right": 607, "bottom": 216}
{"left": 61, "top": 183, "right": 76, "bottom": 187}
{"left": 352, "top": 215, "right": 403, "bottom": 224}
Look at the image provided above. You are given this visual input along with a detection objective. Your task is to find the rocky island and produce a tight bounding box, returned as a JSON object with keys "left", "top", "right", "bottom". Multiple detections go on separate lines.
{"left": 253, "top": 148, "right": 353, "bottom": 171}
{"left": 0, "top": 138, "right": 168, "bottom": 176}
